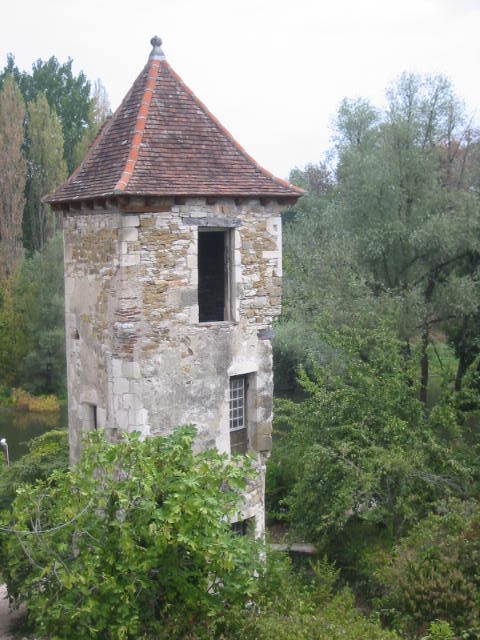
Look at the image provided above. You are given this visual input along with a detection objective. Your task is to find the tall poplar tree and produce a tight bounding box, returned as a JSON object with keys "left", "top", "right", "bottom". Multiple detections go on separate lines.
{"left": 0, "top": 77, "right": 26, "bottom": 278}
{"left": 71, "top": 78, "right": 111, "bottom": 169}
{"left": 25, "top": 94, "right": 67, "bottom": 252}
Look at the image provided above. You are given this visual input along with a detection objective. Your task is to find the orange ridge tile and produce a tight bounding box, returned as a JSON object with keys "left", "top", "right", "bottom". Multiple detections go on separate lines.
{"left": 114, "top": 59, "right": 161, "bottom": 193}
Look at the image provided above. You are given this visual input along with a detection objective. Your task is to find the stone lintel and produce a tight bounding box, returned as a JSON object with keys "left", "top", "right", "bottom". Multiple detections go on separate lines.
{"left": 181, "top": 215, "right": 241, "bottom": 228}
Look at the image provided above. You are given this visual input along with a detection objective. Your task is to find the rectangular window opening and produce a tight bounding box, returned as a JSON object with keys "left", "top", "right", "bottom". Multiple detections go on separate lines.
{"left": 198, "top": 229, "right": 231, "bottom": 322}
{"left": 230, "top": 516, "right": 255, "bottom": 537}
{"left": 86, "top": 404, "right": 97, "bottom": 431}
{"left": 230, "top": 375, "right": 247, "bottom": 454}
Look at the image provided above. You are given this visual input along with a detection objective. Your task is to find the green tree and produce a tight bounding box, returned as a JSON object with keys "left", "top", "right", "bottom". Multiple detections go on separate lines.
{"left": 378, "top": 499, "right": 480, "bottom": 637}
{"left": 15, "top": 234, "right": 66, "bottom": 394}
{"left": 0, "top": 273, "right": 26, "bottom": 386}
{"left": 0, "top": 77, "right": 26, "bottom": 278}
{"left": 273, "top": 321, "right": 475, "bottom": 549}
{"left": 223, "top": 553, "right": 400, "bottom": 640}
{"left": 72, "top": 78, "right": 111, "bottom": 170}
{"left": 333, "top": 74, "right": 480, "bottom": 401}
{"left": 0, "top": 429, "right": 68, "bottom": 512}
{"left": 280, "top": 75, "right": 480, "bottom": 401}
{"left": 1, "top": 54, "right": 92, "bottom": 174}
{"left": 2, "top": 427, "right": 259, "bottom": 639}
{"left": 275, "top": 161, "right": 392, "bottom": 391}
{"left": 25, "top": 93, "right": 67, "bottom": 252}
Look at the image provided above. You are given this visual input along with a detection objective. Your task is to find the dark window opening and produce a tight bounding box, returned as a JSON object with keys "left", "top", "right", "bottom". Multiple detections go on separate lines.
{"left": 230, "top": 517, "right": 254, "bottom": 537}
{"left": 198, "top": 230, "right": 230, "bottom": 322}
{"left": 230, "top": 375, "right": 247, "bottom": 454}
{"left": 87, "top": 404, "right": 97, "bottom": 431}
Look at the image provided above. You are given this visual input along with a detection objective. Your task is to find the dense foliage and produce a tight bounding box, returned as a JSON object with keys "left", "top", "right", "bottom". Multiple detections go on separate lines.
{"left": 0, "top": 429, "right": 68, "bottom": 512}
{"left": 0, "top": 234, "right": 66, "bottom": 393}
{"left": 0, "top": 52, "right": 109, "bottom": 396}
{"left": 0, "top": 56, "right": 479, "bottom": 637}
{"left": 0, "top": 54, "right": 93, "bottom": 174}
{"left": 222, "top": 554, "right": 400, "bottom": 640}
{"left": 269, "top": 325, "right": 480, "bottom": 635}
{"left": 2, "top": 428, "right": 261, "bottom": 639}
{"left": 378, "top": 500, "right": 480, "bottom": 638}
{"left": 278, "top": 74, "right": 480, "bottom": 399}
{"left": 273, "top": 322, "right": 476, "bottom": 542}
{"left": 1, "top": 428, "right": 399, "bottom": 640}
{"left": 269, "top": 72, "right": 480, "bottom": 638}
{"left": 0, "top": 55, "right": 105, "bottom": 257}
{"left": 0, "top": 77, "right": 26, "bottom": 278}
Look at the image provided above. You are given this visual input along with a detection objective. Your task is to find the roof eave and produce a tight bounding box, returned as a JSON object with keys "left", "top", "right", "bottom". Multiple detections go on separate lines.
{"left": 46, "top": 189, "right": 303, "bottom": 210}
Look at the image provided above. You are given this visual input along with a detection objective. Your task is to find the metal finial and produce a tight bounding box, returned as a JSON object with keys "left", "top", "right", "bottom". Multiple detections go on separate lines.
{"left": 149, "top": 35, "right": 166, "bottom": 61}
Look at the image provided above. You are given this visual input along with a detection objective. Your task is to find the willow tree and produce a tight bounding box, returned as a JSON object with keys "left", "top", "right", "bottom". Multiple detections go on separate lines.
{"left": 333, "top": 74, "right": 480, "bottom": 401}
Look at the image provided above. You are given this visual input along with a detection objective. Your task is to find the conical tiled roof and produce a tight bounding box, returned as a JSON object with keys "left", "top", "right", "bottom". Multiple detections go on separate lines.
{"left": 45, "top": 37, "right": 303, "bottom": 206}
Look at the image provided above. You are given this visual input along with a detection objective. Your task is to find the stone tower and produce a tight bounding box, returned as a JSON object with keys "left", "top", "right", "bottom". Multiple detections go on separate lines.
{"left": 45, "top": 37, "right": 302, "bottom": 535}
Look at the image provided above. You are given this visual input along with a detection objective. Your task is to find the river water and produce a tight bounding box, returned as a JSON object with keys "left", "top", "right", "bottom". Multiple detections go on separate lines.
{"left": 0, "top": 404, "right": 67, "bottom": 462}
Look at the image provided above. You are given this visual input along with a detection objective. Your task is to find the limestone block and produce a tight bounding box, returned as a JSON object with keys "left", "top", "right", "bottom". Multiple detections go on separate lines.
{"left": 115, "top": 409, "right": 129, "bottom": 430}
{"left": 112, "top": 359, "right": 123, "bottom": 378}
{"left": 120, "top": 215, "right": 140, "bottom": 227}
{"left": 255, "top": 433, "right": 272, "bottom": 453}
{"left": 120, "top": 254, "right": 140, "bottom": 267}
{"left": 129, "top": 380, "right": 142, "bottom": 395}
{"left": 123, "top": 393, "right": 143, "bottom": 411}
{"left": 256, "top": 422, "right": 272, "bottom": 437}
{"left": 262, "top": 250, "right": 279, "bottom": 260}
{"left": 64, "top": 277, "right": 75, "bottom": 297}
{"left": 119, "top": 227, "right": 139, "bottom": 242}
{"left": 234, "top": 249, "right": 242, "bottom": 266}
{"left": 113, "top": 379, "right": 129, "bottom": 395}
{"left": 96, "top": 407, "right": 106, "bottom": 428}
{"left": 122, "top": 361, "right": 141, "bottom": 379}
{"left": 129, "top": 408, "right": 148, "bottom": 427}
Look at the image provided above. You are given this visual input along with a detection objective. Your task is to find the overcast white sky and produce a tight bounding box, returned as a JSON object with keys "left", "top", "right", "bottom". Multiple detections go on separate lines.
{"left": 1, "top": 0, "right": 479, "bottom": 180}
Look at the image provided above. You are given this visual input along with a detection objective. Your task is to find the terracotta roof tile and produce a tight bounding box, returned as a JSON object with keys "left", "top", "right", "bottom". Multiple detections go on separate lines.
{"left": 46, "top": 41, "right": 303, "bottom": 205}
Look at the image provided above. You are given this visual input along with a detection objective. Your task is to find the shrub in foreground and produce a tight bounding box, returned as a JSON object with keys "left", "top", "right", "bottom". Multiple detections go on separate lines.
{"left": 2, "top": 428, "right": 259, "bottom": 639}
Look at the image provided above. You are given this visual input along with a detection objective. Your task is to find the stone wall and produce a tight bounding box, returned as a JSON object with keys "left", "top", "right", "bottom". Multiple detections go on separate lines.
{"left": 63, "top": 197, "right": 283, "bottom": 534}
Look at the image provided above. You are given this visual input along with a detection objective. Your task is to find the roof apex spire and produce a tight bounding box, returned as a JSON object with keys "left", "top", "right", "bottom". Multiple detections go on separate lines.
{"left": 149, "top": 35, "right": 166, "bottom": 61}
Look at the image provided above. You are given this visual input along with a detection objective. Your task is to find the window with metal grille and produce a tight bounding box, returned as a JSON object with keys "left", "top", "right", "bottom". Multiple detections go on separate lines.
{"left": 230, "top": 376, "right": 247, "bottom": 454}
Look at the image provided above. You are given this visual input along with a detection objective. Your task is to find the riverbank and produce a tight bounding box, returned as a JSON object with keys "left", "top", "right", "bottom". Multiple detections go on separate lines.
{"left": 0, "top": 403, "right": 67, "bottom": 462}
{"left": 0, "top": 388, "right": 60, "bottom": 414}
